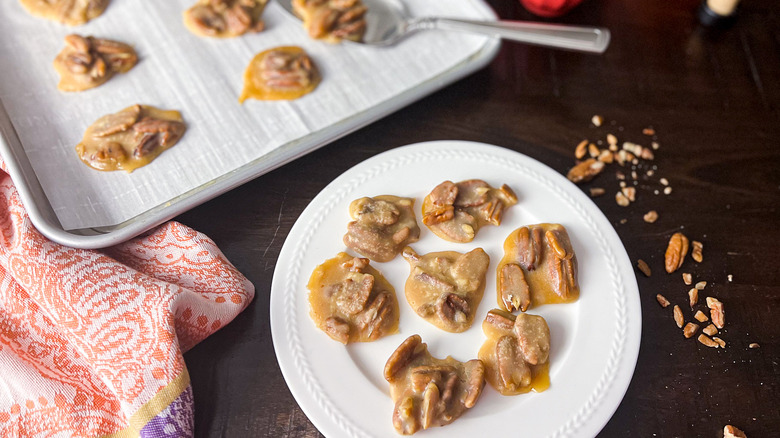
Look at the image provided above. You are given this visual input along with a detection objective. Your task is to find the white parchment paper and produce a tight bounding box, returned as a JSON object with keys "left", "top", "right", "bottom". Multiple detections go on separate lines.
{"left": 0, "top": 0, "right": 492, "bottom": 230}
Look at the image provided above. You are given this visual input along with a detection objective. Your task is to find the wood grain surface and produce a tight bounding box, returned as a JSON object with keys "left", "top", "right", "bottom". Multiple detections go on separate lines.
{"left": 180, "top": 0, "right": 780, "bottom": 436}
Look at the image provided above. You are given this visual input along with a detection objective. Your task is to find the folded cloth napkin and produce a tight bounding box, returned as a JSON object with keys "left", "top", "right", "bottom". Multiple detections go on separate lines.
{"left": 0, "top": 162, "right": 255, "bottom": 437}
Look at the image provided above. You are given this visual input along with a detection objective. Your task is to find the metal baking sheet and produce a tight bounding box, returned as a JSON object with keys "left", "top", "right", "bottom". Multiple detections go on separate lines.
{"left": 0, "top": 0, "right": 499, "bottom": 248}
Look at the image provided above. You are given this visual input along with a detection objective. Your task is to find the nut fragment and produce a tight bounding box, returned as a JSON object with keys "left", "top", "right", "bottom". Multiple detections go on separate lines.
{"left": 682, "top": 272, "right": 692, "bottom": 285}
{"left": 748, "top": 343, "right": 760, "bottom": 349}
{"left": 642, "top": 127, "right": 656, "bottom": 136}
{"left": 598, "top": 150, "right": 613, "bottom": 163}
{"left": 589, "top": 187, "right": 605, "bottom": 197}
{"left": 567, "top": 159, "right": 604, "bottom": 184}
{"left": 574, "top": 140, "right": 588, "bottom": 159}
{"left": 698, "top": 334, "right": 719, "bottom": 348}
{"left": 636, "top": 259, "right": 651, "bottom": 277}
{"left": 588, "top": 143, "right": 600, "bottom": 158}
{"left": 695, "top": 281, "right": 707, "bottom": 290}
{"left": 656, "top": 294, "right": 670, "bottom": 308}
{"left": 591, "top": 115, "right": 603, "bottom": 126}
{"left": 664, "top": 232, "right": 689, "bottom": 273}
{"left": 673, "top": 305, "right": 684, "bottom": 328}
{"left": 607, "top": 133, "right": 618, "bottom": 146}
{"left": 688, "top": 288, "right": 698, "bottom": 309}
{"left": 643, "top": 210, "right": 658, "bottom": 223}
{"left": 694, "top": 310, "right": 708, "bottom": 322}
{"left": 713, "top": 337, "right": 726, "bottom": 348}
{"left": 703, "top": 324, "right": 718, "bottom": 336}
{"left": 621, "top": 186, "right": 636, "bottom": 202}
{"left": 615, "top": 191, "right": 630, "bottom": 207}
{"left": 683, "top": 322, "right": 699, "bottom": 338}
{"left": 723, "top": 425, "right": 747, "bottom": 438}
{"left": 692, "top": 240, "right": 703, "bottom": 262}
{"left": 706, "top": 297, "right": 725, "bottom": 329}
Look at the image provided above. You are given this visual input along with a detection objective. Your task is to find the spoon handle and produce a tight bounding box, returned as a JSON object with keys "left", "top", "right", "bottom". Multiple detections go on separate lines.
{"left": 418, "top": 18, "right": 611, "bottom": 53}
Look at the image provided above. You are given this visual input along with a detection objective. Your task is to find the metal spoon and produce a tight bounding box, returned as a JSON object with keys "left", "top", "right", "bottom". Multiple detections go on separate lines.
{"left": 277, "top": 0, "right": 610, "bottom": 53}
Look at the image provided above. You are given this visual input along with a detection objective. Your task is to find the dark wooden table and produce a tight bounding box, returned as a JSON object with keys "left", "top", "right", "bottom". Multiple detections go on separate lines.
{"left": 180, "top": 0, "right": 780, "bottom": 436}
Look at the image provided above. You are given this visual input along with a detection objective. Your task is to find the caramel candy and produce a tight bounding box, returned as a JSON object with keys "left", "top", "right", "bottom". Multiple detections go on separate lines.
{"left": 54, "top": 34, "right": 137, "bottom": 92}
{"left": 75, "top": 105, "right": 186, "bottom": 173}
{"left": 384, "top": 335, "right": 485, "bottom": 435}
{"left": 478, "top": 309, "right": 551, "bottom": 396}
{"left": 307, "top": 252, "right": 399, "bottom": 344}
{"left": 343, "top": 195, "right": 420, "bottom": 262}
{"left": 20, "top": 0, "right": 109, "bottom": 26}
{"left": 183, "top": 0, "right": 268, "bottom": 38}
{"left": 402, "top": 246, "right": 489, "bottom": 333}
{"left": 240, "top": 46, "right": 320, "bottom": 102}
{"left": 497, "top": 223, "right": 579, "bottom": 312}
{"left": 422, "top": 179, "right": 517, "bottom": 243}
{"left": 291, "top": 0, "right": 367, "bottom": 43}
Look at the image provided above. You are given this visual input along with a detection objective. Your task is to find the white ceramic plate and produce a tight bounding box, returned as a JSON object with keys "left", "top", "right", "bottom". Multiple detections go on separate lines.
{"left": 270, "top": 141, "right": 641, "bottom": 438}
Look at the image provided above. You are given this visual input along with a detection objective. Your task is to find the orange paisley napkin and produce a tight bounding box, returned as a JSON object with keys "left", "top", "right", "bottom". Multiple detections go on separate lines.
{"left": 0, "top": 162, "right": 254, "bottom": 437}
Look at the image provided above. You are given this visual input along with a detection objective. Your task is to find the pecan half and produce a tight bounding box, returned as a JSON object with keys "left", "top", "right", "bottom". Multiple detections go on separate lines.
{"left": 496, "top": 335, "right": 531, "bottom": 391}
{"left": 499, "top": 263, "right": 531, "bottom": 312}
{"left": 323, "top": 316, "right": 350, "bottom": 344}
{"left": 513, "top": 313, "right": 551, "bottom": 365}
{"left": 514, "top": 226, "right": 544, "bottom": 271}
{"left": 91, "top": 104, "right": 141, "bottom": 137}
{"left": 384, "top": 335, "right": 424, "bottom": 381}
{"left": 664, "top": 232, "right": 689, "bottom": 273}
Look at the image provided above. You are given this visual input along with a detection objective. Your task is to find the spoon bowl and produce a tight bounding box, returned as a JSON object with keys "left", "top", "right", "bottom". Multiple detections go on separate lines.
{"left": 277, "top": 0, "right": 610, "bottom": 53}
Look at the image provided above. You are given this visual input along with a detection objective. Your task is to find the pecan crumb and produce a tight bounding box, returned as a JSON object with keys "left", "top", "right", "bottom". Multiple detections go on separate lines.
{"left": 592, "top": 115, "right": 604, "bottom": 127}
{"left": 656, "top": 294, "right": 670, "bottom": 308}
{"left": 575, "top": 140, "right": 588, "bottom": 159}
{"left": 723, "top": 425, "right": 747, "bottom": 438}
{"left": 703, "top": 324, "right": 718, "bottom": 336}
{"left": 682, "top": 273, "right": 692, "bottom": 285}
{"left": 643, "top": 210, "right": 658, "bottom": 223}
{"left": 673, "top": 305, "right": 684, "bottom": 328}
{"left": 642, "top": 127, "right": 656, "bottom": 136}
{"left": 748, "top": 343, "right": 760, "bottom": 349}
{"left": 607, "top": 133, "right": 617, "bottom": 146}
{"left": 688, "top": 288, "right": 698, "bottom": 309}
{"left": 695, "top": 281, "right": 707, "bottom": 290}
{"left": 637, "top": 259, "right": 651, "bottom": 277}
{"left": 621, "top": 186, "right": 636, "bottom": 202}
{"left": 660, "top": 177, "right": 669, "bottom": 186}
{"left": 706, "top": 297, "right": 725, "bottom": 328}
{"left": 615, "top": 191, "right": 630, "bottom": 207}
{"left": 683, "top": 322, "right": 699, "bottom": 338}
{"left": 589, "top": 187, "right": 605, "bottom": 197}
{"left": 727, "top": 274, "right": 733, "bottom": 282}
{"left": 588, "top": 143, "right": 600, "bottom": 158}
{"left": 713, "top": 337, "right": 726, "bottom": 348}
{"left": 663, "top": 186, "right": 673, "bottom": 195}
{"left": 651, "top": 141, "right": 660, "bottom": 150}
{"left": 692, "top": 240, "right": 703, "bottom": 262}
{"left": 694, "top": 310, "right": 709, "bottom": 322}
{"left": 698, "top": 334, "right": 718, "bottom": 348}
